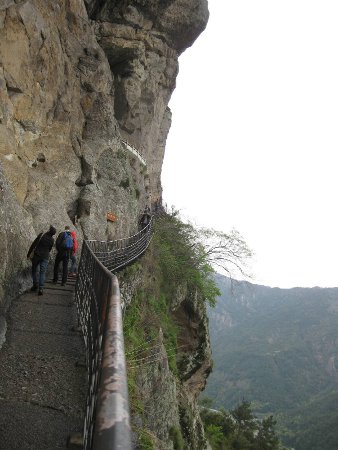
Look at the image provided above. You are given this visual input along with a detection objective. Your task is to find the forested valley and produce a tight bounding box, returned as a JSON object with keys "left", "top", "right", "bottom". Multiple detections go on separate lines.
{"left": 203, "top": 275, "right": 338, "bottom": 450}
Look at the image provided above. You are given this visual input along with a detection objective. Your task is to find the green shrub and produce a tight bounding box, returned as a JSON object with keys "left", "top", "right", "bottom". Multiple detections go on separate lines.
{"left": 139, "top": 430, "right": 154, "bottom": 450}
{"left": 117, "top": 148, "right": 126, "bottom": 160}
{"left": 148, "top": 294, "right": 178, "bottom": 373}
{"left": 153, "top": 213, "right": 221, "bottom": 307}
{"left": 119, "top": 177, "right": 130, "bottom": 189}
{"left": 206, "top": 424, "right": 225, "bottom": 449}
{"left": 200, "top": 401, "right": 284, "bottom": 450}
{"left": 169, "top": 426, "right": 184, "bottom": 450}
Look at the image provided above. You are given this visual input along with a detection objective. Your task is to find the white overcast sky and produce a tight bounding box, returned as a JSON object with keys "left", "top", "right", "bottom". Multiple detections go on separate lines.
{"left": 162, "top": 0, "right": 338, "bottom": 289}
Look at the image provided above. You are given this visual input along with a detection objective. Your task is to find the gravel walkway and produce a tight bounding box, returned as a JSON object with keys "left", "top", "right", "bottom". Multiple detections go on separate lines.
{"left": 0, "top": 278, "right": 87, "bottom": 450}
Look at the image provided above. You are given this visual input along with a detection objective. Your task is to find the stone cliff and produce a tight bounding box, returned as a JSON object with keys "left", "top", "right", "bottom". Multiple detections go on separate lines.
{"left": 0, "top": 0, "right": 208, "bottom": 305}
{"left": 119, "top": 236, "right": 212, "bottom": 449}
{"left": 0, "top": 0, "right": 211, "bottom": 447}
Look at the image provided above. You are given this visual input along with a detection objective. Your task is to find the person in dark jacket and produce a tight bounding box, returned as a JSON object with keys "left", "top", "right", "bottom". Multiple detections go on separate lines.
{"left": 27, "top": 225, "right": 56, "bottom": 296}
{"left": 138, "top": 206, "right": 151, "bottom": 231}
{"left": 53, "top": 226, "right": 74, "bottom": 286}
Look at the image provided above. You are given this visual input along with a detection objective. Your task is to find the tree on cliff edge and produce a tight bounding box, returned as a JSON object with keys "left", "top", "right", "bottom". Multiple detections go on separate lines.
{"left": 200, "top": 400, "right": 286, "bottom": 450}
{"left": 155, "top": 207, "right": 252, "bottom": 306}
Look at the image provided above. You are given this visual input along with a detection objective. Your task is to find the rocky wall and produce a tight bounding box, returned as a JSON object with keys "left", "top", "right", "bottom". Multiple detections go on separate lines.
{"left": 119, "top": 251, "right": 212, "bottom": 449}
{"left": 0, "top": 0, "right": 209, "bottom": 308}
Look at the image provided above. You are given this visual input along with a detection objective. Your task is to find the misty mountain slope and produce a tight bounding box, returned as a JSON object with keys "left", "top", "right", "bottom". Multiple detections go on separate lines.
{"left": 204, "top": 275, "right": 338, "bottom": 449}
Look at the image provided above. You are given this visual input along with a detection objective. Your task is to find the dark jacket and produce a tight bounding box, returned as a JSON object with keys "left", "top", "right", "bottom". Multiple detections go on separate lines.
{"left": 139, "top": 212, "right": 151, "bottom": 229}
{"left": 27, "top": 231, "right": 54, "bottom": 260}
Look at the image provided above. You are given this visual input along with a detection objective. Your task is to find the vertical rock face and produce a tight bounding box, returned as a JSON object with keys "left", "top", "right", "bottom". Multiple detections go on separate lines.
{"left": 0, "top": 0, "right": 210, "bottom": 446}
{"left": 0, "top": 0, "right": 209, "bottom": 306}
{"left": 119, "top": 252, "right": 212, "bottom": 449}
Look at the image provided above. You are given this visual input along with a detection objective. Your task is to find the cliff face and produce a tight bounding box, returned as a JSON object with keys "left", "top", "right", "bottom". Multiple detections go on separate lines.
{"left": 0, "top": 0, "right": 210, "bottom": 447}
{"left": 0, "top": 0, "right": 208, "bottom": 306}
{"left": 119, "top": 243, "right": 212, "bottom": 449}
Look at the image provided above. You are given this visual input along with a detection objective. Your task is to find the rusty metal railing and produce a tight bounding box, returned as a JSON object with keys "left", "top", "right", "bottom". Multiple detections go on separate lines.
{"left": 74, "top": 218, "right": 153, "bottom": 450}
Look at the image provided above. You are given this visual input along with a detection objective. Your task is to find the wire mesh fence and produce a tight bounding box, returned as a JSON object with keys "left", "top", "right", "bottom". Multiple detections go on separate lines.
{"left": 74, "top": 218, "right": 153, "bottom": 449}
{"left": 87, "top": 218, "right": 153, "bottom": 272}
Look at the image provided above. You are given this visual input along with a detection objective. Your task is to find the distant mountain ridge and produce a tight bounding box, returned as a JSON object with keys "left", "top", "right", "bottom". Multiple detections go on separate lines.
{"left": 205, "top": 274, "right": 338, "bottom": 450}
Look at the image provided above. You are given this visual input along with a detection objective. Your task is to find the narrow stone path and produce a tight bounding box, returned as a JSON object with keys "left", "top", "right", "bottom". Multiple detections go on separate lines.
{"left": 0, "top": 278, "right": 86, "bottom": 450}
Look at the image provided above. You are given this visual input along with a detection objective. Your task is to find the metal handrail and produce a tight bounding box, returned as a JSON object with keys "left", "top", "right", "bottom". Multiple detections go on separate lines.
{"left": 120, "top": 139, "right": 147, "bottom": 166}
{"left": 74, "top": 217, "right": 154, "bottom": 450}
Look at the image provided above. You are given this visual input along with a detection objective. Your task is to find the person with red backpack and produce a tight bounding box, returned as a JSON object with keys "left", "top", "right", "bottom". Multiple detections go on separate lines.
{"left": 53, "top": 226, "right": 74, "bottom": 286}
{"left": 68, "top": 230, "right": 78, "bottom": 277}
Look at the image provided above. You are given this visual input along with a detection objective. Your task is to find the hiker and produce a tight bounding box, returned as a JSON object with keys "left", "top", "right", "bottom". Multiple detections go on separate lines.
{"left": 53, "top": 226, "right": 74, "bottom": 286}
{"left": 139, "top": 206, "right": 151, "bottom": 231}
{"left": 153, "top": 199, "right": 164, "bottom": 215}
{"left": 68, "top": 229, "right": 78, "bottom": 277}
{"left": 27, "top": 225, "right": 56, "bottom": 296}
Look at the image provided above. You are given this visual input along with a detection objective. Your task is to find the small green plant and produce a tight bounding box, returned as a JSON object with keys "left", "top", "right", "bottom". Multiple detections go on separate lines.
{"left": 139, "top": 430, "right": 154, "bottom": 450}
{"left": 135, "top": 187, "right": 140, "bottom": 199}
{"left": 206, "top": 424, "right": 224, "bottom": 449}
{"left": 124, "top": 289, "right": 178, "bottom": 374}
{"left": 124, "top": 291, "right": 147, "bottom": 417}
{"left": 140, "top": 165, "right": 146, "bottom": 175}
{"left": 123, "top": 290, "right": 145, "bottom": 348}
{"left": 119, "top": 177, "right": 130, "bottom": 189}
{"left": 117, "top": 148, "right": 126, "bottom": 160}
{"left": 120, "top": 261, "right": 142, "bottom": 279}
{"left": 129, "top": 156, "right": 136, "bottom": 167}
{"left": 169, "top": 426, "right": 184, "bottom": 450}
{"left": 148, "top": 294, "right": 178, "bottom": 373}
